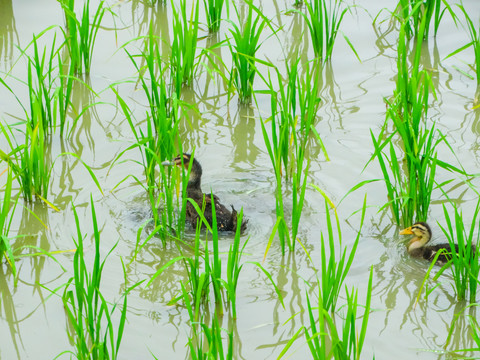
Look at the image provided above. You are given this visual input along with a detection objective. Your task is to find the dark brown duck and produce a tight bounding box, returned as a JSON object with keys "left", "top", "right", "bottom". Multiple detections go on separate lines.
{"left": 163, "top": 153, "right": 247, "bottom": 233}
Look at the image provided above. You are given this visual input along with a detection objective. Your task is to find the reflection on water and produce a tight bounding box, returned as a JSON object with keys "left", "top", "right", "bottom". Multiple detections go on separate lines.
{"left": 232, "top": 104, "right": 259, "bottom": 167}
{"left": 0, "top": 0, "right": 17, "bottom": 67}
{"left": 0, "top": 267, "right": 22, "bottom": 360}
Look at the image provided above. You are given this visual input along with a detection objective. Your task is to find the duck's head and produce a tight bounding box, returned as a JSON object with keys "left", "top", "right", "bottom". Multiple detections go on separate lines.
{"left": 162, "top": 153, "right": 202, "bottom": 190}
{"left": 400, "top": 222, "right": 432, "bottom": 252}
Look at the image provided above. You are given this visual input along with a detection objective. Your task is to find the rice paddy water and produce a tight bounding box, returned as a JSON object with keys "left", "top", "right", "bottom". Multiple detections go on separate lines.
{"left": 1, "top": 0, "right": 480, "bottom": 359}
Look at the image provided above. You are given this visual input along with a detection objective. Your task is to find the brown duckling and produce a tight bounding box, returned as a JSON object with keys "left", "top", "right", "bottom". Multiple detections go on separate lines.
{"left": 162, "top": 153, "right": 248, "bottom": 233}
{"left": 400, "top": 222, "right": 477, "bottom": 265}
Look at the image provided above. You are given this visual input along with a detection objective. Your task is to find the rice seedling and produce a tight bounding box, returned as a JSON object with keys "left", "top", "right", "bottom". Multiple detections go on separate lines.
{"left": 437, "top": 202, "right": 480, "bottom": 302}
{"left": 203, "top": 0, "right": 227, "bottom": 33}
{"left": 61, "top": 198, "right": 131, "bottom": 360}
{"left": 0, "top": 115, "right": 51, "bottom": 204}
{"left": 58, "top": 0, "right": 106, "bottom": 74}
{"left": 25, "top": 35, "right": 58, "bottom": 132}
{"left": 395, "top": 0, "right": 454, "bottom": 39}
{"left": 170, "top": 0, "right": 200, "bottom": 93}
{"left": 445, "top": 4, "right": 480, "bottom": 87}
{"left": 187, "top": 195, "right": 283, "bottom": 316}
{"left": 469, "top": 314, "right": 480, "bottom": 349}
{"left": 2, "top": 32, "right": 76, "bottom": 136}
{"left": 179, "top": 284, "right": 233, "bottom": 360}
{"left": 227, "top": 2, "right": 266, "bottom": 103}
{"left": 295, "top": 0, "right": 349, "bottom": 61}
{"left": 260, "top": 59, "right": 325, "bottom": 252}
{"left": 127, "top": 25, "right": 179, "bottom": 145}
{"left": 55, "top": 52, "right": 75, "bottom": 136}
{"left": 279, "top": 268, "right": 373, "bottom": 360}
{"left": 111, "top": 89, "right": 182, "bottom": 240}
{"left": 317, "top": 196, "right": 366, "bottom": 312}
{"left": 145, "top": 194, "right": 282, "bottom": 322}
{"left": 368, "top": 12, "right": 466, "bottom": 227}
{"left": 0, "top": 169, "right": 19, "bottom": 281}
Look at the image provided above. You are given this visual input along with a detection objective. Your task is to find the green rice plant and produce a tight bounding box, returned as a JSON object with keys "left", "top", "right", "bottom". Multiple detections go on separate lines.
{"left": 227, "top": 2, "right": 266, "bottom": 103}
{"left": 445, "top": 4, "right": 480, "bottom": 87}
{"left": 469, "top": 315, "right": 480, "bottom": 349}
{"left": 111, "top": 89, "right": 181, "bottom": 239}
{"left": 123, "top": 25, "right": 180, "bottom": 211}
{"left": 0, "top": 117, "right": 50, "bottom": 203}
{"left": 26, "top": 36, "right": 57, "bottom": 132}
{"left": 170, "top": 0, "right": 200, "bottom": 93}
{"left": 317, "top": 197, "right": 366, "bottom": 312}
{"left": 368, "top": 12, "right": 465, "bottom": 227}
{"left": 179, "top": 283, "right": 233, "bottom": 360}
{"left": 61, "top": 198, "right": 131, "bottom": 360}
{"left": 55, "top": 52, "right": 75, "bottom": 136}
{"left": 0, "top": 169, "right": 19, "bottom": 281}
{"left": 127, "top": 25, "right": 178, "bottom": 146}
{"left": 203, "top": 0, "right": 226, "bottom": 33}
{"left": 225, "top": 207, "right": 248, "bottom": 319}
{"left": 58, "top": 0, "right": 106, "bottom": 74}
{"left": 395, "top": 0, "right": 454, "bottom": 39}
{"left": 1, "top": 31, "right": 76, "bottom": 136}
{"left": 188, "top": 195, "right": 284, "bottom": 315}
{"left": 260, "top": 60, "right": 325, "bottom": 252}
{"left": 438, "top": 202, "right": 480, "bottom": 302}
{"left": 297, "top": 0, "right": 348, "bottom": 60}
{"left": 279, "top": 269, "right": 373, "bottom": 360}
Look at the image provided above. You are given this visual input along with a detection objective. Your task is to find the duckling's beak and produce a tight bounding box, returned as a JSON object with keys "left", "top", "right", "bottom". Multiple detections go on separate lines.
{"left": 399, "top": 226, "right": 413, "bottom": 235}
{"left": 161, "top": 160, "right": 175, "bottom": 166}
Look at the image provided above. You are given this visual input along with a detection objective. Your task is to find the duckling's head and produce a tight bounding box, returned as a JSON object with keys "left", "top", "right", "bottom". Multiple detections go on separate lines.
{"left": 162, "top": 153, "right": 202, "bottom": 190}
{"left": 400, "top": 222, "right": 432, "bottom": 252}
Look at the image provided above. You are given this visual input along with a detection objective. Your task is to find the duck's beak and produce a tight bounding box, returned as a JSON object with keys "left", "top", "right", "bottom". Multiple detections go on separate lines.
{"left": 399, "top": 226, "right": 413, "bottom": 235}
{"left": 161, "top": 160, "right": 175, "bottom": 166}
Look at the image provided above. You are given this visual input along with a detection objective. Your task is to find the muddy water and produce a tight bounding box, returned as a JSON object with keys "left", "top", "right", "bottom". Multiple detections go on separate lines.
{"left": 1, "top": 0, "right": 480, "bottom": 359}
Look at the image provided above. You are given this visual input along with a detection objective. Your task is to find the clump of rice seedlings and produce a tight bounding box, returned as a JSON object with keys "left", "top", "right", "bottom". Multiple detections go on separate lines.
{"left": 1, "top": 32, "right": 76, "bottom": 136}
{"left": 316, "top": 197, "right": 366, "bottom": 312}
{"left": 58, "top": 0, "right": 106, "bottom": 74}
{"left": 0, "top": 116, "right": 51, "bottom": 204}
{"left": 112, "top": 26, "right": 184, "bottom": 236}
{"left": 369, "top": 13, "right": 465, "bottom": 227}
{"left": 260, "top": 59, "right": 325, "bottom": 252}
{"left": 178, "top": 284, "right": 233, "bottom": 360}
{"left": 0, "top": 116, "right": 101, "bottom": 206}
{"left": 395, "top": 0, "right": 454, "bottom": 39}
{"left": 62, "top": 198, "right": 131, "bottom": 360}
{"left": 297, "top": 0, "right": 349, "bottom": 61}
{"left": 437, "top": 202, "right": 480, "bottom": 302}
{"left": 170, "top": 0, "right": 200, "bottom": 94}
{"left": 0, "top": 169, "right": 19, "bottom": 281}
{"left": 127, "top": 25, "right": 178, "bottom": 144}
{"left": 186, "top": 196, "right": 283, "bottom": 317}
{"left": 111, "top": 90, "right": 182, "bottom": 240}
{"left": 227, "top": 2, "right": 266, "bottom": 104}
{"left": 279, "top": 269, "right": 373, "bottom": 359}
{"left": 146, "top": 197, "right": 283, "bottom": 319}
{"left": 26, "top": 35, "right": 58, "bottom": 132}
{"left": 203, "top": 0, "right": 227, "bottom": 33}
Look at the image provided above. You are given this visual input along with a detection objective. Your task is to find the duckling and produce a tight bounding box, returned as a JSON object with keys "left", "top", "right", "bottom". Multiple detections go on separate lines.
{"left": 400, "top": 222, "right": 477, "bottom": 265}
{"left": 162, "top": 153, "right": 248, "bottom": 233}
